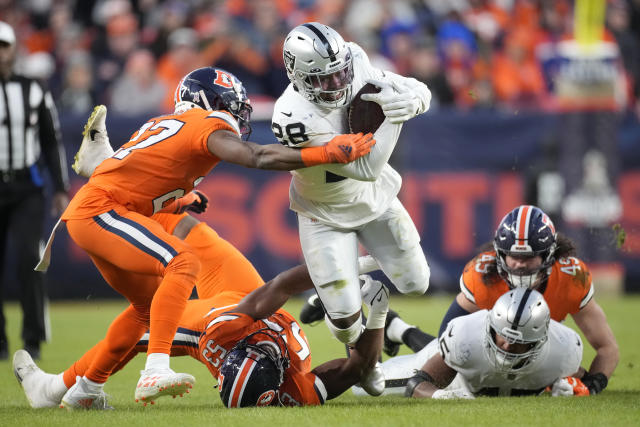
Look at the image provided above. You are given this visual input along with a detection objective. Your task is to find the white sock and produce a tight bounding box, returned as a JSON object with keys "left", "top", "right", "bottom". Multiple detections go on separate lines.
{"left": 145, "top": 353, "right": 170, "bottom": 371}
{"left": 50, "top": 373, "right": 68, "bottom": 401}
{"left": 82, "top": 376, "right": 104, "bottom": 393}
{"left": 386, "top": 316, "right": 415, "bottom": 343}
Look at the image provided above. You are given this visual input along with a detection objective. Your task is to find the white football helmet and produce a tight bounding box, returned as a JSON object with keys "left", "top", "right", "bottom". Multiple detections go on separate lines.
{"left": 282, "top": 22, "right": 354, "bottom": 108}
{"left": 484, "top": 288, "right": 550, "bottom": 372}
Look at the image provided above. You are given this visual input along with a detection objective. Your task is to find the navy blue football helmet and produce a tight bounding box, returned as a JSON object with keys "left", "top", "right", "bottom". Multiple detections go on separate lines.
{"left": 218, "top": 328, "right": 290, "bottom": 408}
{"left": 493, "top": 205, "right": 557, "bottom": 289}
{"left": 174, "top": 67, "right": 252, "bottom": 137}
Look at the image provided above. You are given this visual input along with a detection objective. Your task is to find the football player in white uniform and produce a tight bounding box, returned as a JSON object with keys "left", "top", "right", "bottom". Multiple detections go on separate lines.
{"left": 271, "top": 22, "right": 432, "bottom": 353}
{"left": 353, "top": 288, "right": 585, "bottom": 398}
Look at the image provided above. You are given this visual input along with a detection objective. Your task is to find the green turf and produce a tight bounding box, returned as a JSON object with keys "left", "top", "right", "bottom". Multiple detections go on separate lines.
{"left": 1, "top": 294, "right": 638, "bottom": 426}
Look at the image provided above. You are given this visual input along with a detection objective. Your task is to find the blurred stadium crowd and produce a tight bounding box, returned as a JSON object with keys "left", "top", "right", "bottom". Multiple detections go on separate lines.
{"left": 2, "top": 0, "right": 640, "bottom": 117}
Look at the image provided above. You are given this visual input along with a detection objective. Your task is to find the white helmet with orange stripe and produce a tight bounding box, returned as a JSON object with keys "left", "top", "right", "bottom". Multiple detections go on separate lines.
{"left": 493, "top": 205, "right": 557, "bottom": 289}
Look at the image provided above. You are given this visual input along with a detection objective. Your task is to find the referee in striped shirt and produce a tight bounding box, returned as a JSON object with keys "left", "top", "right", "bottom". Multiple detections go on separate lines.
{"left": 0, "top": 21, "right": 69, "bottom": 360}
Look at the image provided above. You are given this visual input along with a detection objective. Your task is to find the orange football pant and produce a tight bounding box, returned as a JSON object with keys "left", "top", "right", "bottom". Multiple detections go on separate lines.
{"left": 65, "top": 208, "right": 200, "bottom": 383}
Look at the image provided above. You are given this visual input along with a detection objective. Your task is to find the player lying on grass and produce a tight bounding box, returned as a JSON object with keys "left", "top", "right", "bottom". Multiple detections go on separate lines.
{"left": 380, "top": 205, "right": 617, "bottom": 395}
{"left": 302, "top": 205, "right": 618, "bottom": 395}
{"left": 47, "top": 65, "right": 375, "bottom": 408}
{"left": 14, "top": 212, "right": 388, "bottom": 409}
{"left": 352, "top": 288, "right": 586, "bottom": 399}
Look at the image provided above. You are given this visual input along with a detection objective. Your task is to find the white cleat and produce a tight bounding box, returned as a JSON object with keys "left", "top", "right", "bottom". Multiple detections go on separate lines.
{"left": 134, "top": 368, "right": 195, "bottom": 406}
{"left": 72, "top": 104, "right": 114, "bottom": 177}
{"left": 13, "top": 349, "right": 61, "bottom": 408}
{"left": 357, "top": 361, "right": 385, "bottom": 396}
{"left": 60, "top": 376, "right": 113, "bottom": 410}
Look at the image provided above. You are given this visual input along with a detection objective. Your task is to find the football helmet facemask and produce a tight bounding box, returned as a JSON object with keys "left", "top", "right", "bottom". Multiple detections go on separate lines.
{"left": 283, "top": 22, "right": 354, "bottom": 108}
{"left": 174, "top": 67, "right": 253, "bottom": 138}
{"left": 493, "top": 205, "right": 557, "bottom": 289}
{"left": 484, "top": 288, "right": 550, "bottom": 372}
{"left": 218, "top": 328, "right": 290, "bottom": 408}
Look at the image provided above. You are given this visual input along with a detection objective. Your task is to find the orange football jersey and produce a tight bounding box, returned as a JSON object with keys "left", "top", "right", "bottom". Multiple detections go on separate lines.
{"left": 62, "top": 108, "right": 239, "bottom": 220}
{"left": 460, "top": 251, "right": 593, "bottom": 321}
{"left": 147, "top": 296, "right": 324, "bottom": 406}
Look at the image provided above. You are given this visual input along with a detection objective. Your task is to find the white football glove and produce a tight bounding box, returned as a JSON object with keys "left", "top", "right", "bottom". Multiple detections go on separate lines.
{"left": 361, "top": 79, "right": 421, "bottom": 124}
{"left": 360, "top": 274, "right": 389, "bottom": 329}
{"left": 432, "top": 388, "right": 475, "bottom": 400}
{"left": 550, "top": 377, "right": 574, "bottom": 397}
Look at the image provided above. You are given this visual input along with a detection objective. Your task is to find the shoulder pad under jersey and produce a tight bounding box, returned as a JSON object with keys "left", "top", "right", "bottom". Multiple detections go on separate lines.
{"left": 272, "top": 86, "right": 337, "bottom": 148}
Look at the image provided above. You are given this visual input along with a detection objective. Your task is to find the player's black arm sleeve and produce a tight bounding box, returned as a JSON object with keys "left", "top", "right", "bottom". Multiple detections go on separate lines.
{"left": 37, "top": 86, "right": 69, "bottom": 192}
{"left": 438, "top": 298, "right": 471, "bottom": 337}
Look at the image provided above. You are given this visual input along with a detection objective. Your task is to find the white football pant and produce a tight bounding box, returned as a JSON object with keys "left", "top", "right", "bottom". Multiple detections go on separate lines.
{"left": 298, "top": 198, "right": 430, "bottom": 321}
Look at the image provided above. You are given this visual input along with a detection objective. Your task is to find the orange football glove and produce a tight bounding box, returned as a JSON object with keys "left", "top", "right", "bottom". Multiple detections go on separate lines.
{"left": 566, "top": 377, "right": 590, "bottom": 396}
{"left": 300, "top": 133, "right": 375, "bottom": 166}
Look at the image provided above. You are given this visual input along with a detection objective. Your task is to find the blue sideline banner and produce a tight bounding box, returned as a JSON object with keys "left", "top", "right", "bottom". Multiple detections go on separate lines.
{"left": 4, "top": 110, "right": 639, "bottom": 299}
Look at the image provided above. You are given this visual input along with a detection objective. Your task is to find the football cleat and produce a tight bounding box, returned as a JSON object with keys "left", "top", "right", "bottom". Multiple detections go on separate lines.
{"left": 299, "top": 293, "right": 325, "bottom": 325}
{"left": 383, "top": 309, "right": 401, "bottom": 357}
{"left": 60, "top": 376, "right": 113, "bottom": 410}
{"left": 134, "top": 368, "right": 195, "bottom": 406}
{"left": 357, "top": 361, "right": 385, "bottom": 396}
{"left": 13, "top": 349, "right": 61, "bottom": 408}
{"left": 72, "top": 104, "right": 114, "bottom": 178}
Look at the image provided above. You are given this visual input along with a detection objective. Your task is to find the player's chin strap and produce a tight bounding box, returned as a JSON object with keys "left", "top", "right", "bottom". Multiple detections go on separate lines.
{"left": 404, "top": 369, "right": 436, "bottom": 398}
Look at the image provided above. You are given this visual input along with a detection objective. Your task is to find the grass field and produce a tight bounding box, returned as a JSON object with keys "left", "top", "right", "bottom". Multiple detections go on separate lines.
{"left": 0, "top": 294, "right": 638, "bottom": 426}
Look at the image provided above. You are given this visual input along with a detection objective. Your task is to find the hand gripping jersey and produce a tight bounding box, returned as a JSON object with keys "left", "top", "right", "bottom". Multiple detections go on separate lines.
{"left": 271, "top": 42, "right": 429, "bottom": 228}
{"left": 137, "top": 296, "right": 327, "bottom": 406}
{"left": 62, "top": 108, "right": 240, "bottom": 220}
{"left": 460, "top": 251, "right": 594, "bottom": 321}
{"left": 372, "top": 310, "right": 583, "bottom": 397}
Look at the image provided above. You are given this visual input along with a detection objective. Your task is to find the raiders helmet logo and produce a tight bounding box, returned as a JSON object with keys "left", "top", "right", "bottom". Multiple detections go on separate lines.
{"left": 284, "top": 50, "right": 295, "bottom": 74}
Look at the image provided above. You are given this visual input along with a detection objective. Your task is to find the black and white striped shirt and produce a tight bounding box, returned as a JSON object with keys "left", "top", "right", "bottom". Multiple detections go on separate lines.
{"left": 0, "top": 74, "right": 68, "bottom": 191}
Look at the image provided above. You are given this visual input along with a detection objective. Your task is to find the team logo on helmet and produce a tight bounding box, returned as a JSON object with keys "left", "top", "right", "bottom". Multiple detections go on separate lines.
{"left": 283, "top": 50, "right": 295, "bottom": 75}
{"left": 173, "top": 67, "right": 253, "bottom": 137}
{"left": 257, "top": 390, "right": 277, "bottom": 406}
{"left": 214, "top": 70, "right": 234, "bottom": 88}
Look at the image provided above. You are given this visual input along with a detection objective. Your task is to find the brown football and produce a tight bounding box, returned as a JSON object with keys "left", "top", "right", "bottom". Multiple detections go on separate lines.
{"left": 348, "top": 83, "right": 385, "bottom": 134}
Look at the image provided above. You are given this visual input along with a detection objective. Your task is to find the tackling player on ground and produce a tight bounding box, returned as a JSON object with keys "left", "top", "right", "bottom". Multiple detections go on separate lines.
{"left": 53, "top": 66, "right": 375, "bottom": 407}
{"left": 271, "top": 22, "right": 432, "bottom": 382}
{"left": 357, "top": 288, "right": 585, "bottom": 399}
{"left": 382, "top": 205, "right": 618, "bottom": 395}
{"left": 14, "top": 212, "right": 388, "bottom": 409}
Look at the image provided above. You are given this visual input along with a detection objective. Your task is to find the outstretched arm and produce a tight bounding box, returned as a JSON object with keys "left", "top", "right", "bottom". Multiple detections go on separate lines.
{"left": 235, "top": 256, "right": 380, "bottom": 320}
{"left": 207, "top": 129, "right": 374, "bottom": 170}
{"left": 407, "top": 354, "right": 458, "bottom": 398}
{"left": 310, "top": 277, "right": 388, "bottom": 399}
{"left": 235, "top": 264, "right": 314, "bottom": 320}
{"left": 311, "top": 327, "right": 383, "bottom": 399}
{"left": 572, "top": 299, "right": 619, "bottom": 393}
